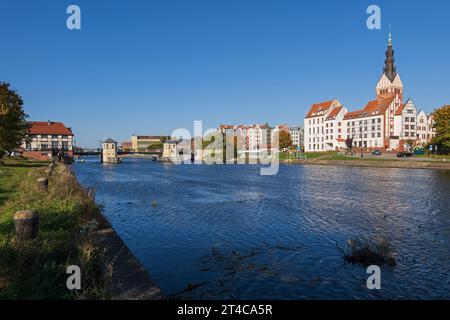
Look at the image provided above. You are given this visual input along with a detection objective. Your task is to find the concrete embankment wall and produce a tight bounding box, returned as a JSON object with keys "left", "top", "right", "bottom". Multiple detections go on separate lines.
{"left": 92, "top": 224, "right": 165, "bottom": 300}
{"left": 286, "top": 159, "right": 450, "bottom": 170}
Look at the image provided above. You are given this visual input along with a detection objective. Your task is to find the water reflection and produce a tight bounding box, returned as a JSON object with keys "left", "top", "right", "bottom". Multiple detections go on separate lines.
{"left": 73, "top": 158, "right": 450, "bottom": 299}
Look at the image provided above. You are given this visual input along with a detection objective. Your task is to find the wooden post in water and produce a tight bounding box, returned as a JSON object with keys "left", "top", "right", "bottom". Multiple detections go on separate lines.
{"left": 14, "top": 210, "right": 39, "bottom": 241}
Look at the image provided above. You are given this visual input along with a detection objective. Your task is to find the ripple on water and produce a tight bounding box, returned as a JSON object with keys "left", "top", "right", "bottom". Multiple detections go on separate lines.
{"left": 73, "top": 158, "right": 450, "bottom": 299}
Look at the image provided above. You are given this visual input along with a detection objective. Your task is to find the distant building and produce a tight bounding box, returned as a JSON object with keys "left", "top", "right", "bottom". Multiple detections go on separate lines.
{"left": 218, "top": 124, "right": 272, "bottom": 152}
{"left": 162, "top": 140, "right": 178, "bottom": 159}
{"left": 162, "top": 139, "right": 191, "bottom": 161}
{"left": 102, "top": 138, "right": 119, "bottom": 163}
{"left": 427, "top": 113, "right": 436, "bottom": 142}
{"left": 131, "top": 135, "right": 164, "bottom": 152}
{"left": 120, "top": 141, "right": 132, "bottom": 152}
{"left": 21, "top": 121, "right": 74, "bottom": 160}
{"left": 288, "top": 125, "right": 304, "bottom": 149}
{"left": 304, "top": 99, "right": 343, "bottom": 152}
{"left": 416, "top": 109, "right": 428, "bottom": 145}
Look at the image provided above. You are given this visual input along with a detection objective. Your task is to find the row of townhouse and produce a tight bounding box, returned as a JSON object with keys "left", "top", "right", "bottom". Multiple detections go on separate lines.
{"left": 218, "top": 123, "right": 304, "bottom": 151}
{"left": 304, "top": 34, "right": 436, "bottom": 152}
{"left": 219, "top": 124, "right": 272, "bottom": 151}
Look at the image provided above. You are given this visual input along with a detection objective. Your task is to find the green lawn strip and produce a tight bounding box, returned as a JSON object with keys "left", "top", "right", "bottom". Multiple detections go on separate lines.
{"left": 0, "top": 160, "right": 109, "bottom": 299}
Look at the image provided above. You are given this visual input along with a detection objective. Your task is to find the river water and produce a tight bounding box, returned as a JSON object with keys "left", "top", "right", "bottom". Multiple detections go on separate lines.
{"left": 73, "top": 157, "right": 450, "bottom": 299}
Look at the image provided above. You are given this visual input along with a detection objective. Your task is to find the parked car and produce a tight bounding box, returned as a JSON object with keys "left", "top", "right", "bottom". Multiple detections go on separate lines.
{"left": 371, "top": 150, "right": 382, "bottom": 156}
{"left": 397, "top": 151, "right": 413, "bottom": 158}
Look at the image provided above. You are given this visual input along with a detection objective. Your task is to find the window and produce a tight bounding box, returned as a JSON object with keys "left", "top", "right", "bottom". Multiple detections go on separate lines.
{"left": 377, "top": 118, "right": 381, "bottom": 123}
{"left": 377, "top": 133, "right": 381, "bottom": 137}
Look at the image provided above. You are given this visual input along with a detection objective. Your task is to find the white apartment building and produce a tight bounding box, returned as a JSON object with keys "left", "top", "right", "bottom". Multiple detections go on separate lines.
{"left": 427, "top": 114, "right": 436, "bottom": 142}
{"left": 218, "top": 123, "right": 271, "bottom": 152}
{"left": 287, "top": 125, "right": 304, "bottom": 149}
{"left": 394, "top": 98, "right": 417, "bottom": 141}
{"left": 343, "top": 108, "right": 384, "bottom": 149}
{"left": 304, "top": 99, "right": 342, "bottom": 152}
{"left": 416, "top": 110, "right": 428, "bottom": 145}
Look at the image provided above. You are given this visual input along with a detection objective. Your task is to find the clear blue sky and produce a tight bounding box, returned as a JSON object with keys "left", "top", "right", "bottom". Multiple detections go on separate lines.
{"left": 1, "top": 0, "right": 449, "bottom": 148}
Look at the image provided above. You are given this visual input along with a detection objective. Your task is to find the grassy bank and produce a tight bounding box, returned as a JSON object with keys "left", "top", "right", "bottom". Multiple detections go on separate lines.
{"left": 0, "top": 160, "right": 110, "bottom": 299}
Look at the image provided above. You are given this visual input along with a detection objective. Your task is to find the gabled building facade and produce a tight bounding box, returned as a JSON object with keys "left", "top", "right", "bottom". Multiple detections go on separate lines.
{"left": 303, "top": 34, "right": 436, "bottom": 152}
{"left": 303, "top": 99, "right": 343, "bottom": 152}
{"left": 21, "top": 121, "right": 74, "bottom": 160}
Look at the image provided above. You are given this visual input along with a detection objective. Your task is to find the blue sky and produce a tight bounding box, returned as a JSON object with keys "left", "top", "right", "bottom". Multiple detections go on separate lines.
{"left": 1, "top": 0, "right": 449, "bottom": 148}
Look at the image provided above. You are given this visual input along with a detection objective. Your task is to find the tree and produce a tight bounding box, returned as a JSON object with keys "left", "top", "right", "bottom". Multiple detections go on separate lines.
{"left": 147, "top": 142, "right": 163, "bottom": 151}
{"left": 278, "top": 130, "right": 292, "bottom": 149}
{"left": 0, "top": 83, "right": 30, "bottom": 157}
{"left": 431, "top": 105, "right": 450, "bottom": 154}
{"left": 345, "top": 137, "right": 353, "bottom": 151}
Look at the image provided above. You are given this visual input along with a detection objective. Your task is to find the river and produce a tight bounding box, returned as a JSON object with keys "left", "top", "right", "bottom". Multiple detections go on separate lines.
{"left": 73, "top": 157, "right": 450, "bottom": 299}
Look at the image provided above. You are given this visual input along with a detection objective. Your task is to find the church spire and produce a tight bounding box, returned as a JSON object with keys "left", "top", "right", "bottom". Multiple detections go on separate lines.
{"left": 384, "top": 32, "right": 397, "bottom": 82}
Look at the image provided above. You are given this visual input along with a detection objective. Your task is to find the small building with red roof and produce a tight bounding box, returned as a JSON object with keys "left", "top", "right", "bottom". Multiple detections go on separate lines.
{"left": 20, "top": 121, "right": 74, "bottom": 160}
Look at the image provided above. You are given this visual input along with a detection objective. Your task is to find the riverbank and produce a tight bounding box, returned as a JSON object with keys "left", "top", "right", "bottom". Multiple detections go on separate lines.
{"left": 0, "top": 159, "right": 163, "bottom": 299}
{"left": 282, "top": 158, "right": 450, "bottom": 170}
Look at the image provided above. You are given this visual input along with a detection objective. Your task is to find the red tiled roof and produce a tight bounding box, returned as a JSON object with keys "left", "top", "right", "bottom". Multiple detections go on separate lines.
{"left": 343, "top": 110, "right": 364, "bottom": 120}
{"left": 121, "top": 141, "right": 132, "bottom": 147}
{"left": 395, "top": 103, "right": 405, "bottom": 116}
{"left": 344, "top": 95, "right": 395, "bottom": 120}
{"left": 326, "top": 106, "right": 343, "bottom": 120}
{"left": 305, "top": 100, "right": 335, "bottom": 118}
{"left": 29, "top": 121, "right": 73, "bottom": 135}
{"left": 135, "top": 135, "right": 162, "bottom": 139}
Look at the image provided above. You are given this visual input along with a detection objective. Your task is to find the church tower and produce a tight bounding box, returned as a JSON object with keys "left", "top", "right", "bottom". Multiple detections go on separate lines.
{"left": 376, "top": 33, "right": 403, "bottom": 102}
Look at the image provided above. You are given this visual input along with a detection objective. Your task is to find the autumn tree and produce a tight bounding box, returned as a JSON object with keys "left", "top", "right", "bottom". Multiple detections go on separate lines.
{"left": 431, "top": 105, "right": 450, "bottom": 154}
{"left": 278, "top": 130, "right": 292, "bottom": 149}
{"left": 0, "top": 83, "right": 30, "bottom": 157}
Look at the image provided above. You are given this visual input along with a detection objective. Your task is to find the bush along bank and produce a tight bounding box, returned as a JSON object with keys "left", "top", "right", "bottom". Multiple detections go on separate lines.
{"left": 0, "top": 162, "right": 111, "bottom": 299}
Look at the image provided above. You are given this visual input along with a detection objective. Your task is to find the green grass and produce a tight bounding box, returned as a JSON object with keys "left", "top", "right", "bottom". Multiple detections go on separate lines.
{"left": 0, "top": 160, "right": 110, "bottom": 299}
{"left": 304, "top": 151, "right": 338, "bottom": 159}
{"left": 320, "top": 154, "right": 357, "bottom": 160}
{"left": 280, "top": 151, "right": 339, "bottom": 160}
{"left": 414, "top": 154, "right": 450, "bottom": 159}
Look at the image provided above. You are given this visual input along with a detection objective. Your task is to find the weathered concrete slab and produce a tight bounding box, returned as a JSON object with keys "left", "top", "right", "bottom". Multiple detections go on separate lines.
{"left": 93, "top": 227, "right": 165, "bottom": 300}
